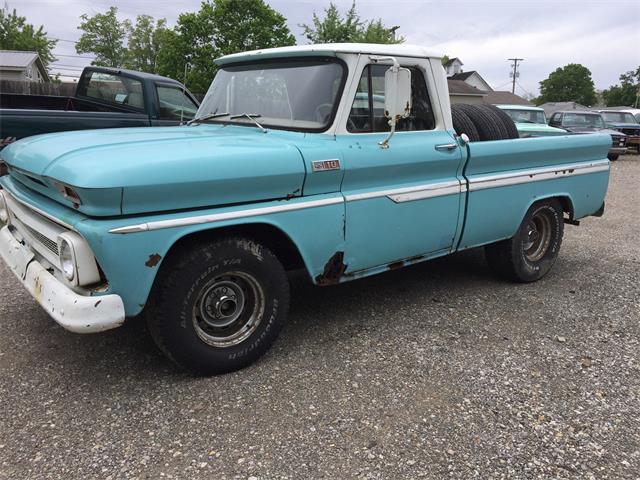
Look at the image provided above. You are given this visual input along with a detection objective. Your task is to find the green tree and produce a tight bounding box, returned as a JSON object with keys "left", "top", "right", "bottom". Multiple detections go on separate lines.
{"left": 602, "top": 66, "right": 640, "bottom": 107}
{"left": 76, "top": 6, "right": 127, "bottom": 67}
{"left": 124, "top": 15, "right": 168, "bottom": 72}
{"left": 156, "top": 0, "right": 296, "bottom": 93}
{"left": 537, "top": 64, "right": 597, "bottom": 106}
{"left": 0, "top": 6, "right": 57, "bottom": 65}
{"left": 301, "top": 1, "right": 404, "bottom": 44}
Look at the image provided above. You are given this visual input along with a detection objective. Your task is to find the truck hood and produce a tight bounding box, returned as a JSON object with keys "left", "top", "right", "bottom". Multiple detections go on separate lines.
{"left": 606, "top": 123, "right": 640, "bottom": 130}
{"left": 1, "top": 125, "right": 306, "bottom": 216}
{"left": 515, "top": 123, "right": 567, "bottom": 136}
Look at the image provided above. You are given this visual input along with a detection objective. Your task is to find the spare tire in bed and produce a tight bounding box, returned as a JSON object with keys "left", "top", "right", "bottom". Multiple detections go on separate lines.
{"left": 456, "top": 104, "right": 506, "bottom": 141}
{"left": 479, "top": 104, "right": 520, "bottom": 139}
{"left": 451, "top": 104, "right": 481, "bottom": 142}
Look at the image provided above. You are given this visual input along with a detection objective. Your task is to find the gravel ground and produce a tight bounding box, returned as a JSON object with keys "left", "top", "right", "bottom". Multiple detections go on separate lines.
{"left": 0, "top": 154, "right": 639, "bottom": 480}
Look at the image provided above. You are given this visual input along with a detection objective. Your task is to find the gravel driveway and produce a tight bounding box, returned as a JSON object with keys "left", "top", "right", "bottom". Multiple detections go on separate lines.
{"left": 0, "top": 155, "right": 638, "bottom": 480}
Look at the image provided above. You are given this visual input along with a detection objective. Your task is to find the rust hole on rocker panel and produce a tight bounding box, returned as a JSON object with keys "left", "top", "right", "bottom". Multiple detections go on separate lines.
{"left": 315, "top": 251, "right": 347, "bottom": 285}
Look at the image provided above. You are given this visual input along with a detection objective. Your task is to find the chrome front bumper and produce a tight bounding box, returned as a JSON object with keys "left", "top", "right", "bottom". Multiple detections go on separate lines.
{"left": 0, "top": 225, "right": 125, "bottom": 333}
{"left": 609, "top": 147, "right": 627, "bottom": 155}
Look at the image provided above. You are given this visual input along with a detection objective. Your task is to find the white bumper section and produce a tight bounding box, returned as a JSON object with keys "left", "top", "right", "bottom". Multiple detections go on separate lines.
{"left": 0, "top": 225, "right": 125, "bottom": 333}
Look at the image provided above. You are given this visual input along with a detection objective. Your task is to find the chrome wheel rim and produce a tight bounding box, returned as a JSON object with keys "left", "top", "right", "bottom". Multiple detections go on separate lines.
{"left": 193, "top": 272, "right": 265, "bottom": 348}
{"left": 523, "top": 211, "right": 552, "bottom": 262}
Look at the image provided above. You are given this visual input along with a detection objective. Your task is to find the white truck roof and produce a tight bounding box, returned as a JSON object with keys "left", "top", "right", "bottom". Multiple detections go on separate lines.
{"left": 216, "top": 43, "right": 443, "bottom": 65}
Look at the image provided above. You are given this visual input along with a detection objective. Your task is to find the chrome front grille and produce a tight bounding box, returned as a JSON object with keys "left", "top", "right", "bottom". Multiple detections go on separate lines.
{"left": 3, "top": 191, "right": 68, "bottom": 267}
{"left": 612, "top": 135, "right": 626, "bottom": 147}
{"left": 621, "top": 128, "right": 640, "bottom": 137}
{"left": 22, "top": 222, "right": 59, "bottom": 256}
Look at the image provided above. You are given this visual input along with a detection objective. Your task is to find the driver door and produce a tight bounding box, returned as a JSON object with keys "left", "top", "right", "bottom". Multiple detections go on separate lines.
{"left": 337, "top": 60, "right": 465, "bottom": 273}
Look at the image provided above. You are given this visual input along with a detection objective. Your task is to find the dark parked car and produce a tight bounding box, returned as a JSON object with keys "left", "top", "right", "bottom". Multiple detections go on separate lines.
{"left": 548, "top": 111, "right": 627, "bottom": 160}
{"left": 0, "top": 67, "right": 199, "bottom": 148}
{"left": 596, "top": 110, "right": 640, "bottom": 153}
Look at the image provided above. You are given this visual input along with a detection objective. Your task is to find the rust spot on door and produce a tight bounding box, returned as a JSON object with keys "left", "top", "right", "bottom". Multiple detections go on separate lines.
{"left": 145, "top": 253, "right": 162, "bottom": 268}
{"left": 315, "top": 251, "right": 347, "bottom": 285}
{"left": 388, "top": 261, "right": 404, "bottom": 270}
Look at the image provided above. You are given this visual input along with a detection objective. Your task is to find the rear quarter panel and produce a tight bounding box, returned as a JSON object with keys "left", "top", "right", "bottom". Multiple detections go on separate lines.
{"left": 459, "top": 133, "right": 610, "bottom": 250}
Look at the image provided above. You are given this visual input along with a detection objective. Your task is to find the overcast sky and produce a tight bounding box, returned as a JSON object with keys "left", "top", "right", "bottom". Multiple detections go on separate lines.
{"left": 14, "top": 0, "right": 640, "bottom": 95}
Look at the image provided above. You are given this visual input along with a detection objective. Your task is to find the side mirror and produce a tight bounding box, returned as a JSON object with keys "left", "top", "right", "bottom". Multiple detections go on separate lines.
{"left": 384, "top": 67, "right": 412, "bottom": 122}
{"left": 378, "top": 65, "right": 412, "bottom": 149}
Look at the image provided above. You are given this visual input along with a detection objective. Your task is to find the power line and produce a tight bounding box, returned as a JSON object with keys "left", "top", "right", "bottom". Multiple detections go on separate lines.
{"left": 515, "top": 81, "right": 535, "bottom": 99}
{"left": 507, "top": 58, "right": 524, "bottom": 94}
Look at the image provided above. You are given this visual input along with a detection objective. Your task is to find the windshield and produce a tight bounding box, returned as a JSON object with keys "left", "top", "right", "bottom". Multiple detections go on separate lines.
{"left": 601, "top": 112, "right": 637, "bottom": 124}
{"left": 195, "top": 58, "right": 346, "bottom": 131}
{"left": 563, "top": 113, "right": 605, "bottom": 128}
{"left": 503, "top": 109, "right": 546, "bottom": 124}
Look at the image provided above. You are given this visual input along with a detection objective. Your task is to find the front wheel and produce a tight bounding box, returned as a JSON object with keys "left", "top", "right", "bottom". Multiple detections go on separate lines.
{"left": 146, "top": 237, "right": 290, "bottom": 375}
{"left": 607, "top": 153, "right": 619, "bottom": 161}
{"left": 485, "top": 199, "right": 564, "bottom": 282}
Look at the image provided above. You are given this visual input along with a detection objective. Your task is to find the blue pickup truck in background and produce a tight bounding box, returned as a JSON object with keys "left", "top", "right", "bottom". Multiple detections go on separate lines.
{"left": 0, "top": 44, "right": 611, "bottom": 375}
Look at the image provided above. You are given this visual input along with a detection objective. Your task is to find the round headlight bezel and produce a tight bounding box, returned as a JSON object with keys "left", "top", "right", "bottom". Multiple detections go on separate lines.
{"left": 58, "top": 237, "right": 76, "bottom": 281}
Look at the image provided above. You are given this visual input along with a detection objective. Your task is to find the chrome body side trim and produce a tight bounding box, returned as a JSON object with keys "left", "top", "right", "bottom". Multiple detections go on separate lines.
{"left": 110, "top": 159, "right": 609, "bottom": 234}
{"left": 344, "top": 180, "right": 461, "bottom": 202}
{"left": 110, "top": 196, "right": 344, "bottom": 234}
{"left": 468, "top": 160, "right": 610, "bottom": 192}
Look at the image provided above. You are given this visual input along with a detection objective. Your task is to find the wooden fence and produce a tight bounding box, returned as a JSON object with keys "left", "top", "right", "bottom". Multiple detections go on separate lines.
{"left": 0, "top": 80, "right": 77, "bottom": 96}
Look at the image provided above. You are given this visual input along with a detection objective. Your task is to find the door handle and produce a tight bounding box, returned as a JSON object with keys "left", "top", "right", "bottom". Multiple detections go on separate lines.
{"left": 435, "top": 143, "right": 458, "bottom": 151}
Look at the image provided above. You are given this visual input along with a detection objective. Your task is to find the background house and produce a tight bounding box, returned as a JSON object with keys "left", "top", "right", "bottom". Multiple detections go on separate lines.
{"left": 444, "top": 57, "right": 464, "bottom": 77}
{"left": 448, "top": 79, "right": 486, "bottom": 104}
{"left": 483, "top": 90, "right": 533, "bottom": 106}
{"left": 449, "top": 71, "right": 493, "bottom": 92}
{"left": 0, "top": 51, "right": 50, "bottom": 82}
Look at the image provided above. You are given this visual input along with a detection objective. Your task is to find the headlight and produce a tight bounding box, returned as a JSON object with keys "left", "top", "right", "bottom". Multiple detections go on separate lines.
{"left": 58, "top": 238, "right": 76, "bottom": 281}
{"left": 57, "top": 231, "right": 101, "bottom": 286}
{"left": 0, "top": 191, "right": 8, "bottom": 224}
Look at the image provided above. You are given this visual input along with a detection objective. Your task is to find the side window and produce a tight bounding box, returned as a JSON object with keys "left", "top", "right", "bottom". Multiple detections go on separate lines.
{"left": 347, "top": 64, "right": 435, "bottom": 133}
{"left": 550, "top": 113, "right": 561, "bottom": 125}
{"left": 156, "top": 85, "right": 199, "bottom": 120}
{"left": 80, "top": 72, "right": 144, "bottom": 109}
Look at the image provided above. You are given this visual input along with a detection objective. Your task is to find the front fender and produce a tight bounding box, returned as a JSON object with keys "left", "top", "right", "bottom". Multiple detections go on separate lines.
{"left": 78, "top": 194, "right": 345, "bottom": 316}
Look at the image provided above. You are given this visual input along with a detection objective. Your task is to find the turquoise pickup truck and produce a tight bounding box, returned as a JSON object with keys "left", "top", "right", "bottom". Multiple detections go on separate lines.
{"left": 0, "top": 44, "right": 611, "bottom": 375}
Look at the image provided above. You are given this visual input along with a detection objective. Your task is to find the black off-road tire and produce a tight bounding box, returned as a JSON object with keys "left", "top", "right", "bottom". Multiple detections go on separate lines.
{"left": 485, "top": 199, "right": 564, "bottom": 282}
{"left": 607, "top": 153, "right": 619, "bottom": 161}
{"left": 451, "top": 105, "right": 481, "bottom": 142}
{"left": 146, "top": 237, "right": 290, "bottom": 375}
{"left": 456, "top": 104, "right": 504, "bottom": 141}
{"left": 480, "top": 104, "right": 520, "bottom": 139}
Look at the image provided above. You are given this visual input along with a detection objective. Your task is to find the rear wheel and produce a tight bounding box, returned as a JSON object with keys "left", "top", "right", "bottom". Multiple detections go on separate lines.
{"left": 485, "top": 199, "right": 564, "bottom": 282}
{"left": 607, "top": 153, "right": 619, "bottom": 161}
{"left": 146, "top": 237, "right": 289, "bottom": 375}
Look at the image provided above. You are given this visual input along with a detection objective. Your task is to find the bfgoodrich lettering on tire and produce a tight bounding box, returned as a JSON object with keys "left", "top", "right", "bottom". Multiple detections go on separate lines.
{"left": 485, "top": 199, "right": 564, "bottom": 282}
{"left": 146, "top": 237, "right": 290, "bottom": 375}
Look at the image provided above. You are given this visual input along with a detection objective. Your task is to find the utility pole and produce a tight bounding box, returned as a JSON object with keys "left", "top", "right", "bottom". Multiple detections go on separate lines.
{"left": 508, "top": 58, "right": 524, "bottom": 94}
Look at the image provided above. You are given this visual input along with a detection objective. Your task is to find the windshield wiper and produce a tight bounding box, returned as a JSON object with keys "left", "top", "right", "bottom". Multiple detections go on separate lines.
{"left": 186, "top": 112, "right": 230, "bottom": 125}
{"left": 229, "top": 113, "right": 267, "bottom": 133}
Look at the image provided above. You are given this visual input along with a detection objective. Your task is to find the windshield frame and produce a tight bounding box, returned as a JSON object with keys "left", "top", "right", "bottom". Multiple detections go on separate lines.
{"left": 197, "top": 56, "right": 349, "bottom": 133}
